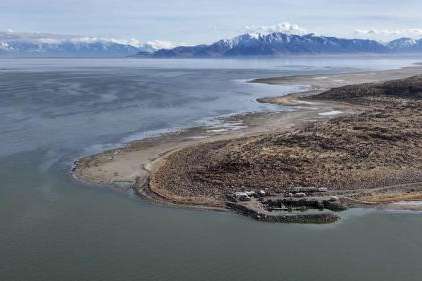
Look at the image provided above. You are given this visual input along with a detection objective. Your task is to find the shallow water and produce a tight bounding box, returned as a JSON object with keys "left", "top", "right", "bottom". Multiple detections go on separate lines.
{"left": 1, "top": 57, "right": 422, "bottom": 281}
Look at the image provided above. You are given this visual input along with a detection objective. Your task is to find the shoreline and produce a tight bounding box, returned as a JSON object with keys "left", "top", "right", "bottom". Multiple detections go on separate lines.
{"left": 73, "top": 63, "right": 422, "bottom": 222}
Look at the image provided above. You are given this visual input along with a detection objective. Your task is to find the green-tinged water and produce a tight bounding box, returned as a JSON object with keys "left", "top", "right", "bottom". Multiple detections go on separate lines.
{"left": 1, "top": 58, "right": 422, "bottom": 281}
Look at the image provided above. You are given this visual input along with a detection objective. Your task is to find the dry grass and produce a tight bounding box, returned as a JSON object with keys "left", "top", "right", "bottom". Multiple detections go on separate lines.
{"left": 359, "top": 192, "right": 422, "bottom": 203}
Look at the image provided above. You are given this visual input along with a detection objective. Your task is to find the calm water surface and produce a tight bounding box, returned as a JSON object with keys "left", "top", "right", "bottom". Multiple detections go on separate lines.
{"left": 1, "top": 57, "right": 422, "bottom": 281}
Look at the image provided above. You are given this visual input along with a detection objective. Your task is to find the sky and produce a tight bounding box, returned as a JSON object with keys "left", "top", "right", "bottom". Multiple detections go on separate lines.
{"left": 1, "top": 0, "right": 422, "bottom": 44}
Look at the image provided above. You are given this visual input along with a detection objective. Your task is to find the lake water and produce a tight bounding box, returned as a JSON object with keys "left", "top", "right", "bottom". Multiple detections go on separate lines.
{"left": 1, "top": 57, "right": 422, "bottom": 281}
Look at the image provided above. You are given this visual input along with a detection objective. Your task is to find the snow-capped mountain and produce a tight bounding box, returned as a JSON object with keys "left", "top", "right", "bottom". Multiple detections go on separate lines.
{"left": 3, "top": 30, "right": 422, "bottom": 58}
{"left": 151, "top": 32, "right": 389, "bottom": 58}
{"left": 149, "top": 32, "right": 422, "bottom": 58}
{"left": 0, "top": 31, "right": 173, "bottom": 57}
{"left": 387, "top": 37, "right": 422, "bottom": 52}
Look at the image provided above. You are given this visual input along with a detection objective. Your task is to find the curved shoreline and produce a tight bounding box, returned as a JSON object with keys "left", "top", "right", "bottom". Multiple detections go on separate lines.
{"left": 73, "top": 63, "right": 422, "bottom": 221}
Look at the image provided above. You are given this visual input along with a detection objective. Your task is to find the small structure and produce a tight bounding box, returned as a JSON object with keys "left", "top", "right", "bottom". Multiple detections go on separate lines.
{"left": 294, "top": 192, "right": 307, "bottom": 198}
{"left": 233, "top": 192, "right": 251, "bottom": 201}
{"left": 257, "top": 190, "right": 266, "bottom": 197}
{"left": 245, "top": 191, "right": 255, "bottom": 197}
{"left": 290, "top": 187, "right": 317, "bottom": 193}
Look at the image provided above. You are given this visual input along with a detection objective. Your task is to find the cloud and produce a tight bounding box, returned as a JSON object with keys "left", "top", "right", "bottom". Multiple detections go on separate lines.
{"left": 354, "top": 28, "right": 422, "bottom": 40}
{"left": 144, "top": 40, "right": 176, "bottom": 50}
{"left": 244, "top": 22, "right": 307, "bottom": 35}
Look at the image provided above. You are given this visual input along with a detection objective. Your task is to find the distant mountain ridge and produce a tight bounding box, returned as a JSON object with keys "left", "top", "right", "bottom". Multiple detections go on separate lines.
{"left": 148, "top": 32, "right": 422, "bottom": 58}
{"left": 2, "top": 30, "right": 422, "bottom": 58}
{"left": 0, "top": 31, "right": 171, "bottom": 57}
{"left": 386, "top": 37, "right": 422, "bottom": 52}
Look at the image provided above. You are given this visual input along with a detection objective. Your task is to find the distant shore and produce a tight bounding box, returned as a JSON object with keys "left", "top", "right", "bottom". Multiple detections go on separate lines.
{"left": 73, "top": 63, "right": 422, "bottom": 222}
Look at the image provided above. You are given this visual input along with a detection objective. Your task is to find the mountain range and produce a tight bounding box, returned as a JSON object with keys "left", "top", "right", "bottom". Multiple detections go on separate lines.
{"left": 0, "top": 31, "right": 172, "bottom": 57}
{"left": 150, "top": 33, "right": 422, "bottom": 58}
{"left": 1, "top": 31, "right": 422, "bottom": 58}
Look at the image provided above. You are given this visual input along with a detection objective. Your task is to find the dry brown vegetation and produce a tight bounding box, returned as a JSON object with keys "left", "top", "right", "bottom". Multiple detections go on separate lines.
{"left": 359, "top": 192, "right": 422, "bottom": 203}
{"left": 151, "top": 76, "right": 422, "bottom": 203}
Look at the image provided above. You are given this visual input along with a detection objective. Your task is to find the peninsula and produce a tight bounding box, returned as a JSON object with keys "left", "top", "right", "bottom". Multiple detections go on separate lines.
{"left": 74, "top": 65, "right": 422, "bottom": 223}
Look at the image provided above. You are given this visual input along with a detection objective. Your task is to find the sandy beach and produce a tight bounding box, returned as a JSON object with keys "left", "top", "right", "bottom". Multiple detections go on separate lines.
{"left": 73, "top": 63, "right": 422, "bottom": 217}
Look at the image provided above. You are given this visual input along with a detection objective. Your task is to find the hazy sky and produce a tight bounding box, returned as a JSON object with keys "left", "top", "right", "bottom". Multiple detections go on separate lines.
{"left": 1, "top": 0, "right": 422, "bottom": 43}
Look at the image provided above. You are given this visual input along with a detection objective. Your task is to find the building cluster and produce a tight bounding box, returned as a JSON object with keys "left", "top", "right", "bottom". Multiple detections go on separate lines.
{"left": 228, "top": 187, "right": 329, "bottom": 202}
